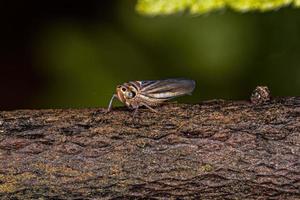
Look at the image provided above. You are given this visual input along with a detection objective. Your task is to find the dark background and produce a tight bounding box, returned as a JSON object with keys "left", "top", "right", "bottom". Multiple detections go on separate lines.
{"left": 1, "top": 0, "right": 300, "bottom": 110}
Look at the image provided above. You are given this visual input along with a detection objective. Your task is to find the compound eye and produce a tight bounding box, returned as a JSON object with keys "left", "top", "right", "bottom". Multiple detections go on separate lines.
{"left": 125, "top": 91, "right": 136, "bottom": 99}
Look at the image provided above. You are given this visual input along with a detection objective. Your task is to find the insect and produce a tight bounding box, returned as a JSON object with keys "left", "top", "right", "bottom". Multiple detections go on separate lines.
{"left": 107, "top": 78, "right": 196, "bottom": 114}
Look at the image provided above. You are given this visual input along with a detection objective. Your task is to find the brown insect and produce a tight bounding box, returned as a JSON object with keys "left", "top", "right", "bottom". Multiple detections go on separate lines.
{"left": 107, "top": 78, "right": 196, "bottom": 114}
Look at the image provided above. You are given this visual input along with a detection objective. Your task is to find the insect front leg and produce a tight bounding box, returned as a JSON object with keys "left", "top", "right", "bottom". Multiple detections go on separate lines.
{"left": 106, "top": 94, "right": 117, "bottom": 113}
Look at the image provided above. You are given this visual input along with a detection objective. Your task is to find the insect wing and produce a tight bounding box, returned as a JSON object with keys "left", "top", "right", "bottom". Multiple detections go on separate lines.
{"left": 139, "top": 79, "right": 195, "bottom": 100}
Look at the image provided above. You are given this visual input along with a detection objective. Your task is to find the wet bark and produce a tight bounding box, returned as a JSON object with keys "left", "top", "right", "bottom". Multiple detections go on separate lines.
{"left": 0, "top": 96, "right": 299, "bottom": 199}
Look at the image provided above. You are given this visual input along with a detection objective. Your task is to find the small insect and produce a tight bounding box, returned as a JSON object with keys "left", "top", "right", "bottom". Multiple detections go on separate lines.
{"left": 107, "top": 78, "right": 196, "bottom": 114}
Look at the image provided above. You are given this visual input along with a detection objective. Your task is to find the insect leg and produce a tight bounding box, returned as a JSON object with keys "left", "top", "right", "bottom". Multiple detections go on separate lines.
{"left": 106, "top": 94, "right": 117, "bottom": 112}
{"left": 132, "top": 107, "right": 139, "bottom": 119}
{"left": 141, "top": 103, "right": 158, "bottom": 113}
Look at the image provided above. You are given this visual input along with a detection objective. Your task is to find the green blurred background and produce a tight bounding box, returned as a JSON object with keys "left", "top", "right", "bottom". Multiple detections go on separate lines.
{"left": 1, "top": 0, "right": 300, "bottom": 110}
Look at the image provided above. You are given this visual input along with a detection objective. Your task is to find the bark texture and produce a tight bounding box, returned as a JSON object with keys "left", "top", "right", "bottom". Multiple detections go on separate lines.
{"left": 0, "top": 97, "right": 300, "bottom": 199}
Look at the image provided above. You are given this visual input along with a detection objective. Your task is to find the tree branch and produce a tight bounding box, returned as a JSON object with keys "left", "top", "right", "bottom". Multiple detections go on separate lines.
{"left": 0, "top": 91, "right": 299, "bottom": 199}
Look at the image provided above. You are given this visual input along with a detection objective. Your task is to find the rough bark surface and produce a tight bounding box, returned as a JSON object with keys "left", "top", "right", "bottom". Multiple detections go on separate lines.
{"left": 0, "top": 97, "right": 299, "bottom": 199}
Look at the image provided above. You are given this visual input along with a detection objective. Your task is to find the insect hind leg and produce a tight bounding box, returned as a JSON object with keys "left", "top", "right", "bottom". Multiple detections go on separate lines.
{"left": 141, "top": 103, "right": 158, "bottom": 113}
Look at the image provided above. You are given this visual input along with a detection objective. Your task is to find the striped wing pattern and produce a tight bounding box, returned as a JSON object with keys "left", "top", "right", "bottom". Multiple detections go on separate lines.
{"left": 137, "top": 79, "right": 195, "bottom": 100}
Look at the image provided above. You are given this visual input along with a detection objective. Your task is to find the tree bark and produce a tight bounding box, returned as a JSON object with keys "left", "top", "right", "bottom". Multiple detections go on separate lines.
{"left": 0, "top": 97, "right": 299, "bottom": 199}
